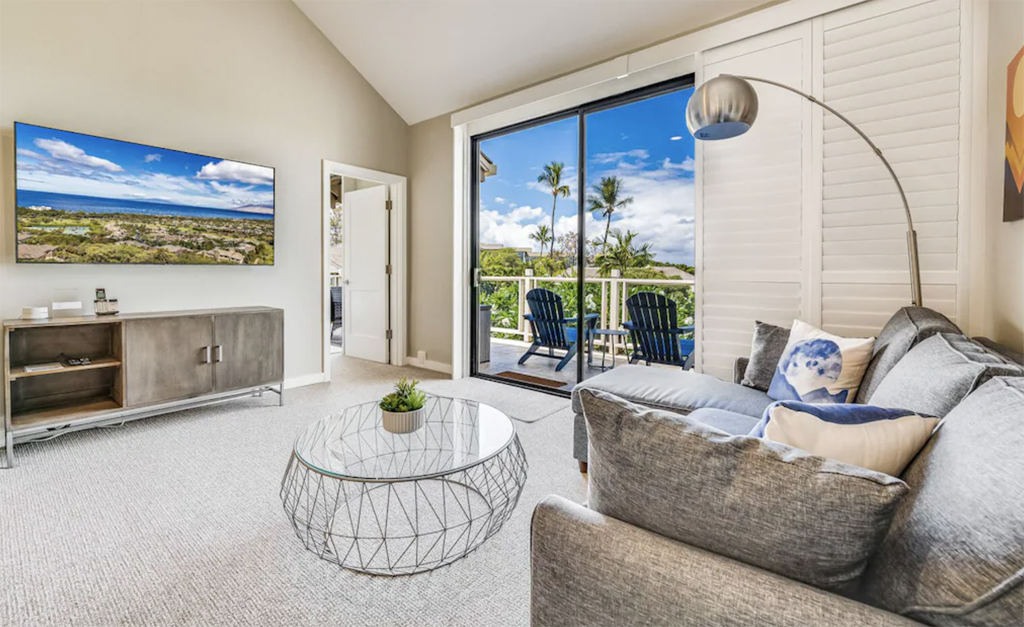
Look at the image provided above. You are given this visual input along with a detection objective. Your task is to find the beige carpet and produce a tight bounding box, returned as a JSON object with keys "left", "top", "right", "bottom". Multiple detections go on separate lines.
{"left": 0, "top": 356, "right": 586, "bottom": 627}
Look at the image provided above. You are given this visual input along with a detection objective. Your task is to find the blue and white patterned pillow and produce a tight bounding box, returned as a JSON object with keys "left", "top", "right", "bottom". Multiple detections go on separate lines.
{"left": 768, "top": 320, "right": 875, "bottom": 404}
{"left": 751, "top": 401, "right": 940, "bottom": 476}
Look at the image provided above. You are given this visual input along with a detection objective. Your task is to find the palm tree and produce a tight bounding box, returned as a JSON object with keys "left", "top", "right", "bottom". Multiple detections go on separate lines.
{"left": 596, "top": 229, "right": 654, "bottom": 277}
{"left": 537, "top": 161, "right": 571, "bottom": 257}
{"left": 529, "top": 224, "right": 552, "bottom": 256}
{"left": 587, "top": 176, "right": 633, "bottom": 254}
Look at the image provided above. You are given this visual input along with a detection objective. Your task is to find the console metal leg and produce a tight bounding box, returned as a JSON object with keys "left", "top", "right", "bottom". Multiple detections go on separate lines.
{"left": 4, "top": 431, "right": 14, "bottom": 469}
{"left": 278, "top": 384, "right": 285, "bottom": 406}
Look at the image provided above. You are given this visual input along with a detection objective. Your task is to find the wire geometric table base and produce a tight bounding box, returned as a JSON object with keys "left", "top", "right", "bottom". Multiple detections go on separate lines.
{"left": 280, "top": 396, "right": 528, "bottom": 576}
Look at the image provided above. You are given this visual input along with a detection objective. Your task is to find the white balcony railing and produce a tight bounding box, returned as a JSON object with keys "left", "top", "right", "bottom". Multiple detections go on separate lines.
{"left": 480, "top": 274, "right": 695, "bottom": 343}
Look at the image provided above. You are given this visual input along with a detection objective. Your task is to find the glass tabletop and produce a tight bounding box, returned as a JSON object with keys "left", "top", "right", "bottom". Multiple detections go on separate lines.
{"left": 293, "top": 395, "right": 516, "bottom": 481}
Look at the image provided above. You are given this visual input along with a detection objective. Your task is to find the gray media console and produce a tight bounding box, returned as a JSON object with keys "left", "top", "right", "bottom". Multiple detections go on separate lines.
{"left": 2, "top": 306, "right": 284, "bottom": 466}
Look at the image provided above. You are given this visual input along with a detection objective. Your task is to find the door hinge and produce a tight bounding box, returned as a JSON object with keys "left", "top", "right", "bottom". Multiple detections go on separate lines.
{"left": 386, "top": 330, "right": 393, "bottom": 340}
{"left": 385, "top": 200, "right": 393, "bottom": 211}
{"left": 386, "top": 264, "right": 392, "bottom": 275}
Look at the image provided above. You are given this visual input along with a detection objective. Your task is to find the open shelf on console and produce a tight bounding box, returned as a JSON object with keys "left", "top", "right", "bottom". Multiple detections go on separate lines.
{"left": 10, "top": 357, "right": 122, "bottom": 380}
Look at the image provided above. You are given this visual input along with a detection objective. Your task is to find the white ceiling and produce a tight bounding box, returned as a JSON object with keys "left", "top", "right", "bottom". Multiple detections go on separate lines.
{"left": 294, "top": 0, "right": 774, "bottom": 125}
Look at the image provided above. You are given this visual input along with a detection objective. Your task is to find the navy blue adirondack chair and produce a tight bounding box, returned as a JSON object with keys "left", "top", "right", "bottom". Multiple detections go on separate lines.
{"left": 520, "top": 288, "right": 599, "bottom": 372}
{"left": 623, "top": 292, "right": 695, "bottom": 370}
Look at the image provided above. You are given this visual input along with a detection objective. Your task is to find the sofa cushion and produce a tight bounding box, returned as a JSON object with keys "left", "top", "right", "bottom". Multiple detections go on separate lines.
{"left": 741, "top": 321, "right": 790, "bottom": 392}
{"left": 861, "top": 377, "right": 1024, "bottom": 625}
{"left": 868, "top": 333, "right": 1024, "bottom": 417}
{"left": 974, "top": 336, "right": 1024, "bottom": 366}
{"left": 571, "top": 365, "right": 774, "bottom": 418}
{"left": 856, "top": 307, "right": 961, "bottom": 404}
{"left": 751, "top": 401, "right": 940, "bottom": 477}
{"left": 687, "top": 407, "right": 759, "bottom": 435}
{"left": 579, "top": 389, "right": 909, "bottom": 593}
{"left": 768, "top": 320, "right": 875, "bottom": 404}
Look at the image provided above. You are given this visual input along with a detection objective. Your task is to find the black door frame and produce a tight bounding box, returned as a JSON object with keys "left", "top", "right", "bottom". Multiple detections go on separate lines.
{"left": 469, "top": 74, "right": 696, "bottom": 397}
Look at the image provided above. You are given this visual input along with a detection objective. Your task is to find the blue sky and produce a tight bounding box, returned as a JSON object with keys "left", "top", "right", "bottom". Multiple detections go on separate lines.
{"left": 479, "top": 87, "right": 695, "bottom": 264}
{"left": 15, "top": 123, "right": 274, "bottom": 213}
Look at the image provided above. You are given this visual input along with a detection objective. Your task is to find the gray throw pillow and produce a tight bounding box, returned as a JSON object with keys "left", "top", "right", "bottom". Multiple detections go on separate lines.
{"left": 861, "top": 377, "right": 1024, "bottom": 625}
{"left": 856, "top": 307, "right": 961, "bottom": 404}
{"left": 741, "top": 321, "right": 790, "bottom": 391}
{"left": 579, "top": 388, "right": 909, "bottom": 593}
{"left": 868, "top": 333, "right": 1024, "bottom": 417}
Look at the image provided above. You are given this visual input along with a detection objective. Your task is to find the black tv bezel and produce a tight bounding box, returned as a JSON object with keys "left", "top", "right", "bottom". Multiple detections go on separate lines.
{"left": 13, "top": 121, "right": 276, "bottom": 266}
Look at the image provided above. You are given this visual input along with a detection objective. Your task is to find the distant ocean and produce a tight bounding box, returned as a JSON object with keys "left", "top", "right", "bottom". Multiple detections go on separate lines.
{"left": 16, "top": 189, "right": 274, "bottom": 221}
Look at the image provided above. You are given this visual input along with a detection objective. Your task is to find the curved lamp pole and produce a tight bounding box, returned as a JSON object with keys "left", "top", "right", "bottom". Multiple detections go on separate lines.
{"left": 687, "top": 74, "right": 923, "bottom": 307}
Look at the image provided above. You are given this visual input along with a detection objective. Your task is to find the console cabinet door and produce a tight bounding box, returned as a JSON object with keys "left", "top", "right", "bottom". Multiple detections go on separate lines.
{"left": 213, "top": 311, "right": 284, "bottom": 392}
{"left": 125, "top": 316, "right": 214, "bottom": 406}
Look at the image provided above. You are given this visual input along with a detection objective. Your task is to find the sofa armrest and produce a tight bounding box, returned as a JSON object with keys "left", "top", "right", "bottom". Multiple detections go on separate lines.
{"left": 531, "top": 496, "right": 922, "bottom": 627}
{"left": 734, "top": 356, "right": 749, "bottom": 384}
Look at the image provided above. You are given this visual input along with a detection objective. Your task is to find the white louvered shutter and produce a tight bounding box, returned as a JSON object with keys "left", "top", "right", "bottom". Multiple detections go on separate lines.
{"left": 699, "top": 27, "right": 810, "bottom": 380}
{"left": 820, "top": 0, "right": 961, "bottom": 337}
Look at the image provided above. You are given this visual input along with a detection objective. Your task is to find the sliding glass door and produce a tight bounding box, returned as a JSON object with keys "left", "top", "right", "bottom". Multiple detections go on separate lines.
{"left": 470, "top": 76, "right": 696, "bottom": 396}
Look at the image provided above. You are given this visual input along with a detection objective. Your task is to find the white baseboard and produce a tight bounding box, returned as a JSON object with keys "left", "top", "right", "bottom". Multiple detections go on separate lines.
{"left": 405, "top": 356, "right": 453, "bottom": 375}
{"left": 284, "top": 372, "right": 327, "bottom": 389}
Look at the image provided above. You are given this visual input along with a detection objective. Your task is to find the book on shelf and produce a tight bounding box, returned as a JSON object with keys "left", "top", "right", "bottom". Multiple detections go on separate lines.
{"left": 23, "top": 363, "right": 64, "bottom": 373}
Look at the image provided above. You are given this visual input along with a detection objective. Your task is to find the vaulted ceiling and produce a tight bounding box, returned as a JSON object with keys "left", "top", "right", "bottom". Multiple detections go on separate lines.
{"left": 294, "top": 0, "right": 775, "bottom": 125}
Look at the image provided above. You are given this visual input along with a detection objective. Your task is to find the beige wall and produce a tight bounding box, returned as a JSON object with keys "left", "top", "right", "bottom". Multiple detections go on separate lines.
{"left": 985, "top": 0, "right": 1024, "bottom": 353}
{"left": 407, "top": 115, "right": 454, "bottom": 365}
{"left": 0, "top": 0, "right": 408, "bottom": 382}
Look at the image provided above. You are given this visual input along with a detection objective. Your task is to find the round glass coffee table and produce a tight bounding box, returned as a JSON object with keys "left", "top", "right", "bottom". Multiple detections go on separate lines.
{"left": 280, "top": 395, "right": 528, "bottom": 576}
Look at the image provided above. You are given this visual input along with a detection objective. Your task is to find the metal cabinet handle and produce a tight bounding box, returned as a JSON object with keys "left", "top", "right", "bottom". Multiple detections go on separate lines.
{"left": 215, "top": 345, "right": 223, "bottom": 363}
{"left": 201, "top": 346, "right": 211, "bottom": 364}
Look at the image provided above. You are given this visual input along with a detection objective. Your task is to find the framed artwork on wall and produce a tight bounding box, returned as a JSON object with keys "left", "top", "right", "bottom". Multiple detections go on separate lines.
{"left": 1005, "top": 44, "right": 1024, "bottom": 223}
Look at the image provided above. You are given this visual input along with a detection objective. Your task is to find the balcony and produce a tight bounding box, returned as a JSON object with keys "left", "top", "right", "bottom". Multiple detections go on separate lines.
{"left": 478, "top": 274, "right": 695, "bottom": 391}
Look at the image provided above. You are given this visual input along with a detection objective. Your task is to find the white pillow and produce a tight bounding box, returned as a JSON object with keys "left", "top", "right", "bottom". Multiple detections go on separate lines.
{"left": 752, "top": 401, "right": 940, "bottom": 476}
{"left": 768, "top": 320, "right": 875, "bottom": 404}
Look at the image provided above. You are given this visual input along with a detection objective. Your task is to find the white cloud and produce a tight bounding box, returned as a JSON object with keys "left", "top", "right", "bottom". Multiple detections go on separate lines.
{"left": 16, "top": 148, "right": 43, "bottom": 159}
{"left": 144, "top": 153, "right": 162, "bottom": 163}
{"left": 494, "top": 196, "right": 506, "bottom": 204}
{"left": 590, "top": 149, "right": 649, "bottom": 165}
{"left": 508, "top": 205, "right": 544, "bottom": 223}
{"left": 595, "top": 162, "right": 696, "bottom": 263}
{"left": 195, "top": 160, "right": 273, "bottom": 185}
{"left": 34, "top": 138, "right": 123, "bottom": 172}
{"left": 208, "top": 181, "right": 274, "bottom": 207}
{"left": 662, "top": 156, "right": 695, "bottom": 171}
{"left": 670, "top": 136, "right": 683, "bottom": 141}
{"left": 479, "top": 205, "right": 546, "bottom": 250}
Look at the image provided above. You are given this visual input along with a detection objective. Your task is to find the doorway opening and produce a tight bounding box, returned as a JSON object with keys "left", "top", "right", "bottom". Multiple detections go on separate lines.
{"left": 321, "top": 161, "right": 407, "bottom": 383}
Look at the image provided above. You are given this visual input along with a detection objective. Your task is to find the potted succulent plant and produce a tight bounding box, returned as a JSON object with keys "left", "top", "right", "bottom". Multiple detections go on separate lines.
{"left": 379, "top": 378, "right": 428, "bottom": 434}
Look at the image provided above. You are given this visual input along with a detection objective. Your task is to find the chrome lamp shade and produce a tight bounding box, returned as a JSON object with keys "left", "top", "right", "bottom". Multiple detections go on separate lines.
{"left": 686, "top": 75, "right": 759, "bottom": 140}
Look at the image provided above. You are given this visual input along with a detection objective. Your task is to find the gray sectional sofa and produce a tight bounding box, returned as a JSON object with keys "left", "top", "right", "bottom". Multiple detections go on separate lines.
{"left": 533, "top": 307, "right": 1024, "bottom": 626}
{"left": 570, "top": 307, "right": 1014, "bottom": 471}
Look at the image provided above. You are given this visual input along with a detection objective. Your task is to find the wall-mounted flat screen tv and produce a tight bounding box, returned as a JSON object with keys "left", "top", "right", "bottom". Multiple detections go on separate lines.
{"left": 14, "top": 122, "right": 274, "bottom": 265}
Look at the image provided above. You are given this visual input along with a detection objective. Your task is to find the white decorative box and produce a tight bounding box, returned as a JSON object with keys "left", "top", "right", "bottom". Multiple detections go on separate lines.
{"left": 20, "top": 307, "right": 49, "bottom": 320}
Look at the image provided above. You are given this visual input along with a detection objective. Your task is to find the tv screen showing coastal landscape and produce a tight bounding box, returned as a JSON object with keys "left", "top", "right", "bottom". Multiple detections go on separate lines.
{"left": 14, "top": 122, "right": 274, "bottom": 265}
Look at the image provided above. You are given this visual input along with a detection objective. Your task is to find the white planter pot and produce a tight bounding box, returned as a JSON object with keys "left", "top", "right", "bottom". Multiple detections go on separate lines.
{"left": 381, "top": 407, "right": 425, "bottom": 434}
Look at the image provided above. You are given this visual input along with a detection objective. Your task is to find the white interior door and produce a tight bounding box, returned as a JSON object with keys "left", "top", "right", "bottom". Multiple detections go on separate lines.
{"left": 343, "top": 185, "right": 390, "bottom": 363}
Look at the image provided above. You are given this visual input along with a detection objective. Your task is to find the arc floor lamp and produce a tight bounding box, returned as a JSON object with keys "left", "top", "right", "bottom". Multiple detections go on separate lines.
{"left": 686, "top": 74, "right": 923, "bottom": 307}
